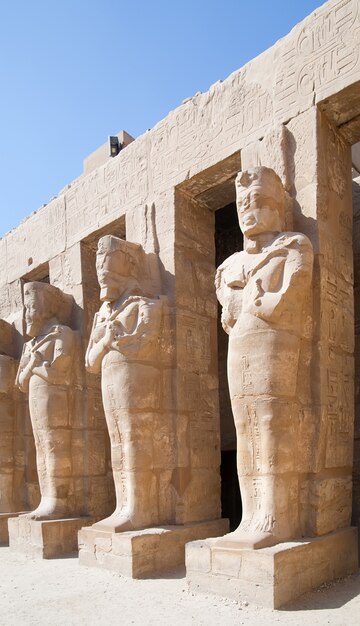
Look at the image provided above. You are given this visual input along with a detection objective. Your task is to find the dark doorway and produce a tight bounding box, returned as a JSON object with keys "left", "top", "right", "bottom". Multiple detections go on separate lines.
{"left": 215, "top": 202, "right": 243, "bottom": 531}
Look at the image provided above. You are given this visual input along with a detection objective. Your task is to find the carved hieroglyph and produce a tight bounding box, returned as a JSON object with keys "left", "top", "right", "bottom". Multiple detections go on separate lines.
{"left": 216, "top": 167, "right": 313, "bottom": 549}
{"left": 16, "top": 282, "right": 77, "bottom": 520}
{"left": 85, "top": 235, "right": 164, "bottom": 532}
{"left": 0, "top": 320, "right": 17, "bottom": 513}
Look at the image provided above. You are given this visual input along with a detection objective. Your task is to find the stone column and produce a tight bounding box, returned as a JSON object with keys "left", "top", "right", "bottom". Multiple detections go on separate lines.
{"left": 78, "top": 195, "right": 227, "bottom": 577}
{"left": 186, "top": 109, "right": 358, "bottom": 608}
{"left": 352, "top": 176, "right": 360, "bottom": 538}
{"left": 0, "top": 319, "right": 24, "bottom": 543}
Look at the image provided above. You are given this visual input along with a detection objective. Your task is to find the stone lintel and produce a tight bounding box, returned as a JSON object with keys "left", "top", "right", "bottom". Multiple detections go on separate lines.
{"left": 186, "top": 527, "right": 358, "bottom": 609}
{"left": 8, "top": 516, "right": 96, "bottom": 559}
{"left": 78, "top": 519, "right": 229, "bottom": 577}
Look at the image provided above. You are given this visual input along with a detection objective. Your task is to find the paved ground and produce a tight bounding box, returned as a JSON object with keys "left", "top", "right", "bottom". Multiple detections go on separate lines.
{"left": 0, "top": 546, "right": 359, "bottom": 626}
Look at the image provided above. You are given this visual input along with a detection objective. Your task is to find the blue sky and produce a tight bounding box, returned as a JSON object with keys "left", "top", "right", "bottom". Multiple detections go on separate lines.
{"left": 0, "top": 0, "right": 325, "bottom": 238}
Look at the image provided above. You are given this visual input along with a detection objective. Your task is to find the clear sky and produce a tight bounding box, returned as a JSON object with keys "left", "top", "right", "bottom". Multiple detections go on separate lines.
{"left": 0, "top": 0, "right": 326, "bottom": 238}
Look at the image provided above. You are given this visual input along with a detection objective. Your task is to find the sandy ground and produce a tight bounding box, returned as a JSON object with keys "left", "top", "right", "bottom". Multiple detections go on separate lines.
{"left": 0, "top": 546, "right": 359, "bottom": 626}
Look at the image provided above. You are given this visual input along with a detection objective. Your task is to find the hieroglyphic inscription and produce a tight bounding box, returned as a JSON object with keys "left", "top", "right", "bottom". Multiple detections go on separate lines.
{"left": 275, "top": 0, "right": 360, "bottom": 116}
{"left": 246, "top": 405, "right": 260, "bottom": 473}
{"left": 326, "top": 271, "right": 353, "bottom": 353}
{"left": 241, "top": 355, "right": 253, "bottom": 393}
{"left": 6, "top": 196, "right": 66, "bottom": 283}
{"left": 225, "top": 80, "right": 273, "bottom": 145}
{"left": 326, "top": 366, "right": 353, "bottom": 468}
{"left": 180, "top": 314, "right": 211, "bottom": 371}
{"left": 106, "top": 383, "right": 123, "bottom": 446}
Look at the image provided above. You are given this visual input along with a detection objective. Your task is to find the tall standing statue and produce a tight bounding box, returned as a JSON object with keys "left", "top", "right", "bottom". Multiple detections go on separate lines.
{"left": 216, "top": 167, "right": 313, "bottom": 549}
{"left": 16, "top": 282, "right": 77, "bottom": 520}
{"left": 85, "top": 235, "right": 164, "bottom": 532}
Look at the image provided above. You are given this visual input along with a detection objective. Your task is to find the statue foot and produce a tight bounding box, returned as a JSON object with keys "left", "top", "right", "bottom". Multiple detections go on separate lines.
{"left": 215, "top": 528, "right": 277, "bottom": 550}
{"left": 19, "top": 499, "right": 69, "bottom": 521}
{"left": 92, "top": 511, "right": 136, "bottom": 533}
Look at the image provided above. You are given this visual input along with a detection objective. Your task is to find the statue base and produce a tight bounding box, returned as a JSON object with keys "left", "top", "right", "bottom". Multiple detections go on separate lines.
{"left": 0, "top": 512, "right": 29, "bottom": 545}
{"left": 8, "top": 516, "right": 96, "bottom": 558}
{"left": 186, "top": 527, "right": 358, "bottom": 609}
{"left": 78, "top": 518, "right": 229, "bottom": 577}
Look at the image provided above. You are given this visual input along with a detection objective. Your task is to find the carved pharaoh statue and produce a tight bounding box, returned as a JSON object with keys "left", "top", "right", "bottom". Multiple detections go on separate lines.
{"left": 216, "top": 166, "right": 313, "bottom": 549}
{"left": 16, "top": 282, "right": 77, "bottom": 520}
{"left": 85, "top": 235, "right": 164, "bottom": 532}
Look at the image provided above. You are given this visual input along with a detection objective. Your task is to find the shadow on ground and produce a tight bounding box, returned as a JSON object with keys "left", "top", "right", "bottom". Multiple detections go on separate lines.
{"left": 282, "top": 571, "right": 360, "bottom": 611}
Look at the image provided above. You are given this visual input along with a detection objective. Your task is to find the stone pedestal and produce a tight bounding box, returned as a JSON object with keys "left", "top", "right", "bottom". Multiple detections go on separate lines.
{"left": 8, "top": 516, "right": 96, "bottom": 558}
{"left": 186, "top": 527, "right": 358, "bottom": 609}
{"left": 0, "top": 512, "right": 29, "bottom": 545}
{"left": 79, "top": 519, "right": 228, "bottom": 577}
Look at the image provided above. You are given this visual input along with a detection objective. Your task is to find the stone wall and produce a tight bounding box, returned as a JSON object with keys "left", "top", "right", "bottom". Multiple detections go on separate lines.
{"left": 0, "top": 0, "right": 359, "bottom": 534}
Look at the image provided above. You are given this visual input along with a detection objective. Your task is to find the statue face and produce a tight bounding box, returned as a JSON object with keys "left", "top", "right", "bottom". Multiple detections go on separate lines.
{"left": 24, "top": 287, "right": 45, "bottom": 337}
{"left": 96, "top": 249, "right": 129, "bottom": 301}
{"left": 236, "top": 186, "right": 282, "bottom": 238}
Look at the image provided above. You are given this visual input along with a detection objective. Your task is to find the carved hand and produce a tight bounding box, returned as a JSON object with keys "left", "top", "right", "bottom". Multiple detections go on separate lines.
{"left": 102, "top": 321, "right": 123, "bottom": 349}
{"left": 29, "top": 350, "right": 42, "bottom": 370}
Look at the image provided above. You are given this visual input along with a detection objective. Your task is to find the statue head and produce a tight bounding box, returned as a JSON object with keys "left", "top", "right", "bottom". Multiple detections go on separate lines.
{"left": 96, "top": 236, "right": 143, "bottom": 302}
{"left": 23, "top": 282, "right": 67, "bottom": 338}
{"left": 236, "top": 167, "right": 287, "bottom": 241}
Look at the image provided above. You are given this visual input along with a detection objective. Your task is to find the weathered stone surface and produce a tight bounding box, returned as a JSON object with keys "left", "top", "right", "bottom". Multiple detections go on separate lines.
{"left": 1, "top": 1, "right": 358, "bottom": 289}
{"left": 8, "top": 516, "right": 96, "bottom": 558}
{"left": 78, "top": 519, "right": 229, "bottom": 577}
{"left": 186, "top": 527, "right": 358, "bottom": 608}
{"left": 0, "top": 0, "right": 358, "bottom": 601}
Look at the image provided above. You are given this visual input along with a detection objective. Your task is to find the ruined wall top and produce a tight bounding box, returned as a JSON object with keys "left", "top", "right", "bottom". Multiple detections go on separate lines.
{"left": 1, "top": 0, "right": 359, "bottom": 287}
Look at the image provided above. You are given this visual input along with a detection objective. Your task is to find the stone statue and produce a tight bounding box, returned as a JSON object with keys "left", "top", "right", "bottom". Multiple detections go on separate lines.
{"left": 85, "top": 235, "right": 164, "bottom": 532}
{"left": 215, "top": 167, "right": 313, "bottom": 549}
{"left": 16, "top": 282, "right": 77, "bottom": 520}
{"left": 0, "top": 320, "right": 17, "bottom": 513}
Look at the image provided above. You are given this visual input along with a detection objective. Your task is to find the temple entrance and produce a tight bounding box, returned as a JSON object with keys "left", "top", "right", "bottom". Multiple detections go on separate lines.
{"left": 175, "top": 151, "right": 241, "bottom": 528}
{"left": 215, "top": 202, "right": 242, "bottom": 531}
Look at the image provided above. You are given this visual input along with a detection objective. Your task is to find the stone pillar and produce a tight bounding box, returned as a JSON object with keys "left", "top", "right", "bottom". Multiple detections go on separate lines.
{"left": 0, "top": 319, "right": 28, "bottom": 543}
{"left": 0, "top": 280, "right": 39, "bottom": 522}
{"left": 297, "top": 109, "right": 355, "bottom": 537}
{"left": 49, "top": 243, "right": 114, "bottom": 519}
{"left": 78, "top": 195, "right": 227, "bottom": 577}
{"left": 352, "top": 176, "right": 360, "bottom": 539}
{"left": 186, "top": 109, "right": 358, "bottom": 608}
{"left": 8, "top": 263, "right": 99, "bottom": 558}
{"left": 172, "top": 189, "right": 225, "bottom": 525}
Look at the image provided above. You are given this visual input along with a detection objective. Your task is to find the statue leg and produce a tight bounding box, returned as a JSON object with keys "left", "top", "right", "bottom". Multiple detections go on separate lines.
{"left": 93, "top": 410, "right": 157, "bottom": 532}
{"left": 217, "top": 398, "right": 300, "bottom": 549}
{"left": 22, "top": 385, "right": 72, "bottom": 520}
{"left": 94, "top": 362, "right": 161, "bottom": 533}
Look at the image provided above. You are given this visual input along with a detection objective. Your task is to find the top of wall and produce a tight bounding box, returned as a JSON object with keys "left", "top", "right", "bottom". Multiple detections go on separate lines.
{"left": 1, "top": 0, "right": 359, "bottom": 287}
{"left": 83, "top": 131, "right": 135, "bottom": 176}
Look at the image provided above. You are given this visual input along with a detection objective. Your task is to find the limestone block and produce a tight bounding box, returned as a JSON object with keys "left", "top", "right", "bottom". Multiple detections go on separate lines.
{"left": 186, "top": 527, "right": 358, "bottom": 609}
{"left": 8, "top": 516, "right": 96, "bottom": 558}
{"left": 79, "top": 518, "right": 228, "bottom": 577}
{"left": 309, "top": 476, "right": 352, "bottom": 536}
{"left": 0, "top": 512, "right": 28, "bottom": 545}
